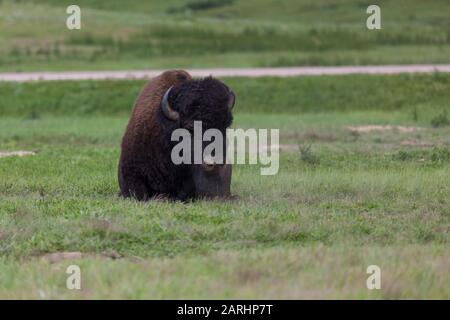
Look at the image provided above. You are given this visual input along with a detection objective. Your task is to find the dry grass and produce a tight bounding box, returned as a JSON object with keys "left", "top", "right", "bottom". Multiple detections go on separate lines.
{"left": 0, "top": 151, "right": 36, "bottom": 158}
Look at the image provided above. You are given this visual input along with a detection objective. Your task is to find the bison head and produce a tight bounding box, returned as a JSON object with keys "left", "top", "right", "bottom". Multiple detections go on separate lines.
{"left": 161, "top": 77, "right": 235, "bottom": 199}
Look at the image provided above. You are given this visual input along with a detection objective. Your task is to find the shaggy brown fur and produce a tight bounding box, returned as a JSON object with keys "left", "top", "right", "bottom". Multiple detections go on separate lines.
{"left": 118, "top": 70, "right": 234, "bottom": 201}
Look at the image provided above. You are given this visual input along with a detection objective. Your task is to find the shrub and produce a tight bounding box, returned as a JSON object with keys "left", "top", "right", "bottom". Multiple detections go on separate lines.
{"left": 299, "top": 143, "right": 319, "bottom": 165}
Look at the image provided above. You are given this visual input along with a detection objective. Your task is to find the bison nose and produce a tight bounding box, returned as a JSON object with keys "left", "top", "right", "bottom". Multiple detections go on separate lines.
{"left": 202, "top": 156, "right": 217, "bottom": 171}
{"left": 203, "top": 155, "right": 216, "bottom": 166}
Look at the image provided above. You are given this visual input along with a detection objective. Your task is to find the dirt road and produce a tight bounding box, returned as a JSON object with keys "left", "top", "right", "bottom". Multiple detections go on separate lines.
{"left": 1, "top": 64, "right": 449, "bottom": 82}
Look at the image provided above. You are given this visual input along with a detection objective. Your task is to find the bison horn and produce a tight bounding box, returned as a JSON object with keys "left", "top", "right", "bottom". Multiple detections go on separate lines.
{"left": 228, "top": 89, "right": 236, "bottom": 111}
{"left": 161, "top": 86, "right": 180, "bottom": 121}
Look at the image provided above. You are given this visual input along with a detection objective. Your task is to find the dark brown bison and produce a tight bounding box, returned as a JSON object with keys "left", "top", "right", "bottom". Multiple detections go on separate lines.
{"left": 118, "top": 70, "right": 235, "bottom": 201}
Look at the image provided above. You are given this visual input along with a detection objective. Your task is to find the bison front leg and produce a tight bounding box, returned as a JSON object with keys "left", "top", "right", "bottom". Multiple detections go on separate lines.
{"left": 119, "top": 171, "right": 153, "bottom": 201}
{"left": 129, "top": 179, "right": 153, "bottom": 201}
{"left": 175, "top": 176, "right": 196, "bottom": 202}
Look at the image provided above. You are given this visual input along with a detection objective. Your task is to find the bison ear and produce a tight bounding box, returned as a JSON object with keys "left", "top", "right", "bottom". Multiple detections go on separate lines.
{"left": 228, "top": 89, "right": 235, "bottom": 111}
{"left": 161, "top": 86, "right": 180, "bottom": 121}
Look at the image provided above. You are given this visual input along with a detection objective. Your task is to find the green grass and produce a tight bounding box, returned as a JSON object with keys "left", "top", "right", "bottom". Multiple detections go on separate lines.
{"left": 1, "top": 0, "right": 449, "bottom": 71}
{"left": 1, "top": 73, "right": 450, "bottom": 116}
{"left": 0, "top": 74, "right": 449, "bottom": 298}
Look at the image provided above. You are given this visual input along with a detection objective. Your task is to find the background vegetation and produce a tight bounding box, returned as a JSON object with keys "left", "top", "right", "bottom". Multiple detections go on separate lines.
{"left": 0, "top": 75, "right": 449, "bottom": 298}
{"left": 1, "top": 0, "right": 449, "bottom": 71}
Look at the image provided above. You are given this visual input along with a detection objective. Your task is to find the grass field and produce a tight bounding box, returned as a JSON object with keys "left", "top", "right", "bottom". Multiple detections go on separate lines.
{"left": 1, "top": 0, "right": 449, "bottom": 71}
{"left": 0, "top": 74, "right": 449, "bottom": 298}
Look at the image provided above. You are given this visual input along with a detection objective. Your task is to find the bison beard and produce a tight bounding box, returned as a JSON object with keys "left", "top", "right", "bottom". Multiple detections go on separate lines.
{"left": 118, "top": 70, "right": 235, "bottom": 201}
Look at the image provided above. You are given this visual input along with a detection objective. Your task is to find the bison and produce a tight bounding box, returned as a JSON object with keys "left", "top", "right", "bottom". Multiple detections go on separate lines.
{"left": 118, "top": 70, "right": 235, "bottom": 201}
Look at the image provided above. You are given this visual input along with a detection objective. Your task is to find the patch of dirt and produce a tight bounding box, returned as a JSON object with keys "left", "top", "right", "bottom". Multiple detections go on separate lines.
{"left": 400, "top": 139, "right": 434, "bottom": 147}
{"left": 285, "top": 131, "right": 337, "bottom": 142}
{"left": 432, "top": 225, "right": 450, "bottom": 234}
{"left": 303, "top": 131, "right": 337, "bottom": 142}
{"left": 234, "top": 144, "right": 299, "bottom": 154}
{"left": 346, "top": 125, "right": 422, "bottom": 133}
{"left": 40, "top": 252, "right": 83, "bottom": 263}
{"left": 37, "top": 251, "right": 121, "bottom": 263}
{"left": 278, "top": 144, "right": 300, "bottom": 152}
{"left": 252, "top": 144, "right": 299, "bottom": 153}
{"left": 0, "top": 151, "right": 36, "bottom": 158}
{"left": 236, "top": 269, "right": 264, "bottom": 284}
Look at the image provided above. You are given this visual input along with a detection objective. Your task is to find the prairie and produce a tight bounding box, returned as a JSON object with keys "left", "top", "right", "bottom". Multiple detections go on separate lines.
{"left": 0, "top": 74, "right": 448, "bottom": 298}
